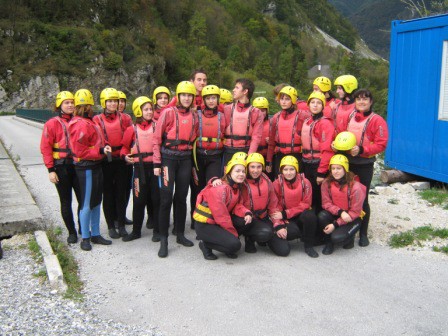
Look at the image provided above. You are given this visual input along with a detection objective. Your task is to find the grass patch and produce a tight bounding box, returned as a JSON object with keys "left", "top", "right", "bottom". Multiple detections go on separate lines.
{"left": 33, "top": 268, "right": 47, "bottom": 278}
{"left": 46, "top": 227, "right": 84, "bottom": 301}
{"left": 419, "top": 188, "right": 448, "bottom": 207}
{"left": 388, "top": 198, "right": 399, "bottom": 205}
{"left": 389, "top": 225, "right": 448, "bottom": 254}
{"left": 0, "top": 111, "right": 15, "bottom": 116}
{"left": 28, "top": 236, "right": 43, "bottom": 262}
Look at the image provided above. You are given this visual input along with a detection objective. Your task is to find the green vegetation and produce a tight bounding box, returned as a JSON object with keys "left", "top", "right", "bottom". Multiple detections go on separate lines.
{"left": 0, "top": 112, "right": 15, "bottom": 116}
{"left": 418, "top": 188, "right": 448, "bottom": 209}
{"left": 0, "top": 0, "right": 389, "bottom": 115}
{"left": 389, "top": 225, "right": 448, "bottom": 254}
{"left": 388, "top": 198, "right": 399, "bottom": 205}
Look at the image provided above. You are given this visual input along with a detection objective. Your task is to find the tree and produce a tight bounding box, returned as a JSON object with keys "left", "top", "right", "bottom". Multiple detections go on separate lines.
{"left": 189, "top": 11, "right": 207, "bottom": 46}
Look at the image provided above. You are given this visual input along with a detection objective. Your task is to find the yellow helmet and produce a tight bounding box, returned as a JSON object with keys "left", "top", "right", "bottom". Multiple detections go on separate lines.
{"left": 232, "top": 152, "right": 248, "bottom": 161}
{"left": 278, "top": 86, "right": 298, "bottom": 104}
{"left": 307, "top": 91, "right": 326, "bottom": 108}
{"left": 280, "top": 155, "right": 299, "bottom": 172}
{"left": 225, "top": 158, "right": 247, "bottom": 175}
{"left": 118, "top": 91, "right": 127, "bottom": 100}
{"left": 100, "top": 88, "right": 119, "bottom": 108}
{"left": 333, "top": 131, "right": 357, "bottom": 151}
{"left": 74, "top": 89, "right": 94, "bottom": 107}
{"left": 55, "top": 91, "right": 74, "bottom": 108}
{"left": 132, "top": 96, "right": 152, "bottom": 118}
{"left": 313, "top": 76, "right": 332, "bottom": 92}
{"left": 329, "top": 154, "right": 349, "bottom": 172}
{"left": 153, "top": 86, "right": 171, "bottom": 104}
{"left": 246, "top": 153, "right": 265, "bottom": 169}
{"left": 201, "top": 85, "right": 220, "bottom": 97}
{"left": 252, "top": 97, "right": 269, "bottom": 110}
{"left": 219, "top": 89, "right": 233, "bottom": 104}
{"left": 176, "top": 81, "right": 196, "bottom": 98}
{"left": 334, "top": 75, "right": 358, "bottom": 94}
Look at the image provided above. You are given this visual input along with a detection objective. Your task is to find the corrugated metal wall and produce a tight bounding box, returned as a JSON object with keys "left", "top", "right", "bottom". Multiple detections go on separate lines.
{"left": 386, "top": 14, "right": 448, "bottom": 183}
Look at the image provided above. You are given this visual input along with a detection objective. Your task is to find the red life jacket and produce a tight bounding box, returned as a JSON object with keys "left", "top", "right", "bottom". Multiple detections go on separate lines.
{"left": 244, "top": 173, "right": 272, "bottom": 219}
{"left": 97, "top": 113, "right": 124, "bottom": 157}
{"left": 347, "top": 112, "right": 376, "bottom": 158}
{"left": 301, "top": 117, "right": 322, "bottom": 162}
{"left": 197, "top": 111, "right": 223, "bottom": 151}
{"left": 275, "top": 111, "right": 301, "bottom": 154}
{"left": 224, "top": 103, "right": 254, "bottom": 148}
{"left": 327, "top": 182, "right": 353, "bottom": 210}
{"left": 72, "top": 118, "right": 105, "bottom": 163}
{"left": 52, "top": 117, "right": 71, "bottom": 160}
{"left": 278, "top": 173, "right": 306, "bottom": 210}
{"left": 163, "top": 107, "right": 196, "bottom": 150}
{"left": 131, "top": 123, "right": 155, "bottom": 163}
{"left": 332, "top": 101, "right": 355, "bottom": 131}
{"left": 257, "top": 119, "right": 270, "bottom": 156}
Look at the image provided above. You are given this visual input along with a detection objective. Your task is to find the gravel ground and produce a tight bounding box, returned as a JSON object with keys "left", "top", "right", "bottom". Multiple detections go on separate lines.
{"left": 0, "top": 235, "right": 161, "bottom": 336}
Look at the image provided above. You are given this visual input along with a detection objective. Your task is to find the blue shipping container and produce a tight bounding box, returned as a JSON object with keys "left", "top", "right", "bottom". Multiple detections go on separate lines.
{"left": 386, "top": 14, "right": 448, "bottom": 183}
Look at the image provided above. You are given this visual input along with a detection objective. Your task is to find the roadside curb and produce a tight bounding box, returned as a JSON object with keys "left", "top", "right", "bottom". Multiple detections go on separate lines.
{"left": 34, "top": 230, "right": 67, "bottom": 293}
{"left": 12, "top": 116, "right": 44, "bottom": 129}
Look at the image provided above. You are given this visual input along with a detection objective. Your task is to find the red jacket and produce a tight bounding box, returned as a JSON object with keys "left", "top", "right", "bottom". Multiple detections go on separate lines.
{"left": 40, "top": 113, "right": 73, "bottom": 171}
{"left": 267, "top": 108, "right": 310, "bottom": 162}
{"left": 193, "top": 179, "right": 241, "bottom": 237}
{"left": 332, "top": 100, "right": 355, "bottom": 133}
{"left": 273, "top": 174, "right": 312, "bottom": 219}
{"left": 234, "top": 173, "right": 284, "bottom": 228}
{"left": 93, "top": 112, "right": 132, "bottom": 157}
{"left": 153, "top": 106, "right": 198, "bottom": 166}
{"left": 121, "top": 120, "right": 156, "bottom": 163}
{"left": 223, "top": 102, "right": 263, "bottom": 154}
{"left": 68, "top": 117, "right": 105, "bottom": 163}
{"left": 196, "top": 108, "right": 226, "bottom": 153}
{"left": 167, "top": 95, "right": 205, "bottom": 111}
{"left": 301, "top": 114, "right": 336, "bottom": 176}
{"left": 321, "top": 179, "right": 366, "bottom": 226}
{"left": 257, "top": 118, "right": 270, "bottom": 157}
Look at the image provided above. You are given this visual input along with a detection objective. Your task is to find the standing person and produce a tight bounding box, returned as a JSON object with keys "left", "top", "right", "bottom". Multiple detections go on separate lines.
{"left": 332, "top": 75, "right": 358, "bottom": 133}
{"left": 251, "top": 97, "right": 270, "bottom": 158}
{"left": 93, "top": 88, "right": 130, "bottom": 239}
{"left": 40, "top": 91, "right": 81, "bottom": 244}
{"left": 232, "top": 153, "right": 278, "bottom": 253}
{"left": 318, "top": 154, "right": 366, "bottom": 254}
{"left": 153, "top": 81, "right": 199, "bottom": 258}
{"left": 219, "top": 88, "right": 233, "bottom": 107}
{"left": 271, "top": 156, "right": 319, "bottom": 258}
{"left": 193, "top": 158, "right": 246, "bottom": 260}
{"left": 266, "top": 86, "right": 310, "bottom": 176}
{"left": 167, "top": 69, "right": 207, "bottom": 111}
{"left": 121, "top": 96, "right": 160, "bottom": 243}
{"left": 338, "top": 89, "right": 388, "bottom": 247}
{"left": 312, "top": 76, "right": 338, "bottom": 118}
{"left": 69, "top": 89, "right": 112, "bottom": 251}
{"left": 301, "top": 91, "right": 335, "bottom": 214}
{"left": 222, "top": 78, "right": 263, "bottom": 168}
{"left": 118, "top": 90, "right": 133, "bottom": 225}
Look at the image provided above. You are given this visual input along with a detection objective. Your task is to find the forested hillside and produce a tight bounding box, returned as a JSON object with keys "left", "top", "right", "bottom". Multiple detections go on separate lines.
{"left": 0, "top": 0, "right": 388, "bottom": 114}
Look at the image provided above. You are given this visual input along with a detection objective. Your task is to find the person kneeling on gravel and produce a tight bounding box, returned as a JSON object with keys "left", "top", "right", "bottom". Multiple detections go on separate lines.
{"left": 318, "top": 154, "right": 366, "bottom": 255}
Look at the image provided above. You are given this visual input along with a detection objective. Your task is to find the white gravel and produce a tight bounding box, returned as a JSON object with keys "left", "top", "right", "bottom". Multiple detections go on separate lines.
{"left": 0, "top": 235, "right": 161, "bottom": 336}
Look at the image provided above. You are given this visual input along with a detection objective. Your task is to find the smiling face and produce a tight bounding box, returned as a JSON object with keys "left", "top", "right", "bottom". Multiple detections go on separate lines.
{"left": 156, "top": 93, "right": 169, "bottom": 108}
{"left": 179, "top": 93, "right": 194, "bottom": 108}
{"left": 282, "top": 165, "right": 297, "bottom": 181}
{"left": 331, "top": 164, "right": 346, "bottom": 180}
{"left": 248, "top": 162, "right": 263, "bottom": 179}
{"left": 105, "top": 99, "right": 118, "bottom": 113}
{"left": 336, "top": 86, "right": 345, "bottom": 99}
{"left": 308, "top": 98, "right": 323, "bottom": 115}
{"left": 192, "top": 73, "right": 207, "bottom": 93}
{"left": 230, "top": 164, "right": 246, "bottom": 183}
{"left": 141, "top": 102, "right": 153, "bottom": 121}
{"left": 118, "top": 98, "right": 126, "bottom": 113}
{"left": 355, "top": 96, "right": 373, "bottom": 113}
{"left": 60, "top": 99, "right": 75, "bottom": 114}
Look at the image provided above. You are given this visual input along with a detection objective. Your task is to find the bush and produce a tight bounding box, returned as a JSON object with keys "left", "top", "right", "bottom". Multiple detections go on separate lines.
{"left": 104, "top": 52, "right": 122, "bottom": 70}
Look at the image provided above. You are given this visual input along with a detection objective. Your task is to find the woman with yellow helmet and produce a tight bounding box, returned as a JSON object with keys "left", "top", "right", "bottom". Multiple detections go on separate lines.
{"left": 312, "top": 76, "right": 339, "bottom": 118}
{"left": 271, "top": 156, "right": 319, "bottom": 258}
{"left": 332, "top": 74, "right": 358, "bottom": 132}
{"left": 193, "top": 158, "right": 246, "bottom": 260}
{"left": 318, "top": 154, "right": 366, "bottom": 254}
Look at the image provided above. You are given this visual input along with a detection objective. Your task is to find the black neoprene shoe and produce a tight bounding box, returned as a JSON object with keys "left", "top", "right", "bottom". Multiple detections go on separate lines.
{"left": 80, "top": 239, "right": 92, "bottom": 251}
{"left": 176, "top": 235, "right": 194, "bottom": 247}
{"left": 322, "top": 243, "right": 334, "bottom": 255}
{"left": 359, "top": 235, "right": 370, "bottom": 247}
{"left": 122, "top": 232, "right": 141, "bottom": 242}
{"left": 108, "top": 228, "right": 120, "bottom": 239}
{"left": 67, "top": 233, "right": 78, "bottom": 244}
{"left": 244, "top": 237, "right": 257, "bottom": 253}
{"left": 305, "top": 247, "right": 319, "bottom": 258}
{"left": 91, "top": 235, "right": 112, "bottom": 245}
{"left": 199, "top": 241, "right": 218, "bottom": 260}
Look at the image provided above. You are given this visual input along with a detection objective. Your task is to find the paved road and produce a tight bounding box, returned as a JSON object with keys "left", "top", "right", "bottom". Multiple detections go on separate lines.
{"left": 1, "top": 116, "right": 447, "bottom": 336}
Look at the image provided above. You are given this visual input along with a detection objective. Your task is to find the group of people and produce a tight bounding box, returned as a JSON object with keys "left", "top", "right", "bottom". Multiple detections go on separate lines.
{"left": 40, "top": 69, "right": 388, "bottom": 260}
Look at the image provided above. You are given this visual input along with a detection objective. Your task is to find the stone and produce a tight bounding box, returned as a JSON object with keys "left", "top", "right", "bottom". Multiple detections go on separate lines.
{"left": 409, "top": 181, "right": 431, "bottom": 191}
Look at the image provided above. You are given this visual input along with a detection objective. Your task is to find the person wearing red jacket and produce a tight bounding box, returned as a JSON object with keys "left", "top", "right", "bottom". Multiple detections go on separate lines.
{"left": 69, "top": 89, "right": 112, "bottom": 251}
{"left": 312, "top": 76, "right": 339, "bottom": 119}
{"left": 193, "top": 158, "right": 246, "bottom": 260}
{"left": 337, "top": 89, "right": 388, "bottom": 247}
{"left": 93, "top": 88, "right": 132, "bottom": 239}
{"left": 272, "top": 156, "right": 319, "bottom": 258}
{"left": 266, "top": 86, "right": 310, "bottom": 177}
{"left": 166, "top": 69, "right": 207, "bottom": 112}
{"left": 153, "top": 81, "right": 199, "bottom": 258}
{"left": 40, "top": 91, "right": 81, "bottom": 244}
{"left": 332, "top": 75, "right": 358, "bottom": 133}
{"left": 301, "top": 91, "right": 336, "bottom": 214}
{"left": 232, "top": 153, "right": 278, "bottom": 253}
{"left": 222, "top": 78, "right": 263, "bottom": 168}
{"left": 318, "top": 154, "right": 366, "bottom": 254}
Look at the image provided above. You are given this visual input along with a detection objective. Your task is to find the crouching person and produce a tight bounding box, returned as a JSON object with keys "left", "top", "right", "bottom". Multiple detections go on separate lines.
{"left": 193, "top": 158, "right": 246, "bottom": 260}
{"left": 318, "top": 154, "right": 366, "bottom": 255}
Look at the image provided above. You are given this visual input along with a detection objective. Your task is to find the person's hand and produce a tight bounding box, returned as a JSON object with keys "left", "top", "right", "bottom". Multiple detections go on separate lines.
{"left": 331, "top": 141, "right": 337, "bottom": 152}
{"left": 323, "top": 224, "right": 335, "bottom": 234}
{"left": 125, "top": 154, "right": 134, "bottom": 164}
{"left": 277, "top": 228, "right": 287, "bottom": 239}
{"left": 212, "top": 179, "right": 223, "bottom": 187}
{"left": 271, "top": 211, "right": 283, "bottom": 220}
{"left": 103, "top": 145, "right": 112, "bottom": 154}
{"left": 49, "top": 172, "right": 59, "bottom": 184}
{"left": 266, "top": 165, "right": 272, "bottom": 173}
{"left": 244, "top": 215, "right": 252, "bottom": 225}
{"left": 350, "top": 145, "right": 360, "bottom": 156}
{"left": 316, "top": 176, "right": 324, "bottom": 185}
{"left": 341, "top": 211, "right": 352, "bottom": 223}
{"left": 154, "top": 168, "right": 161, "bottom": 176}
